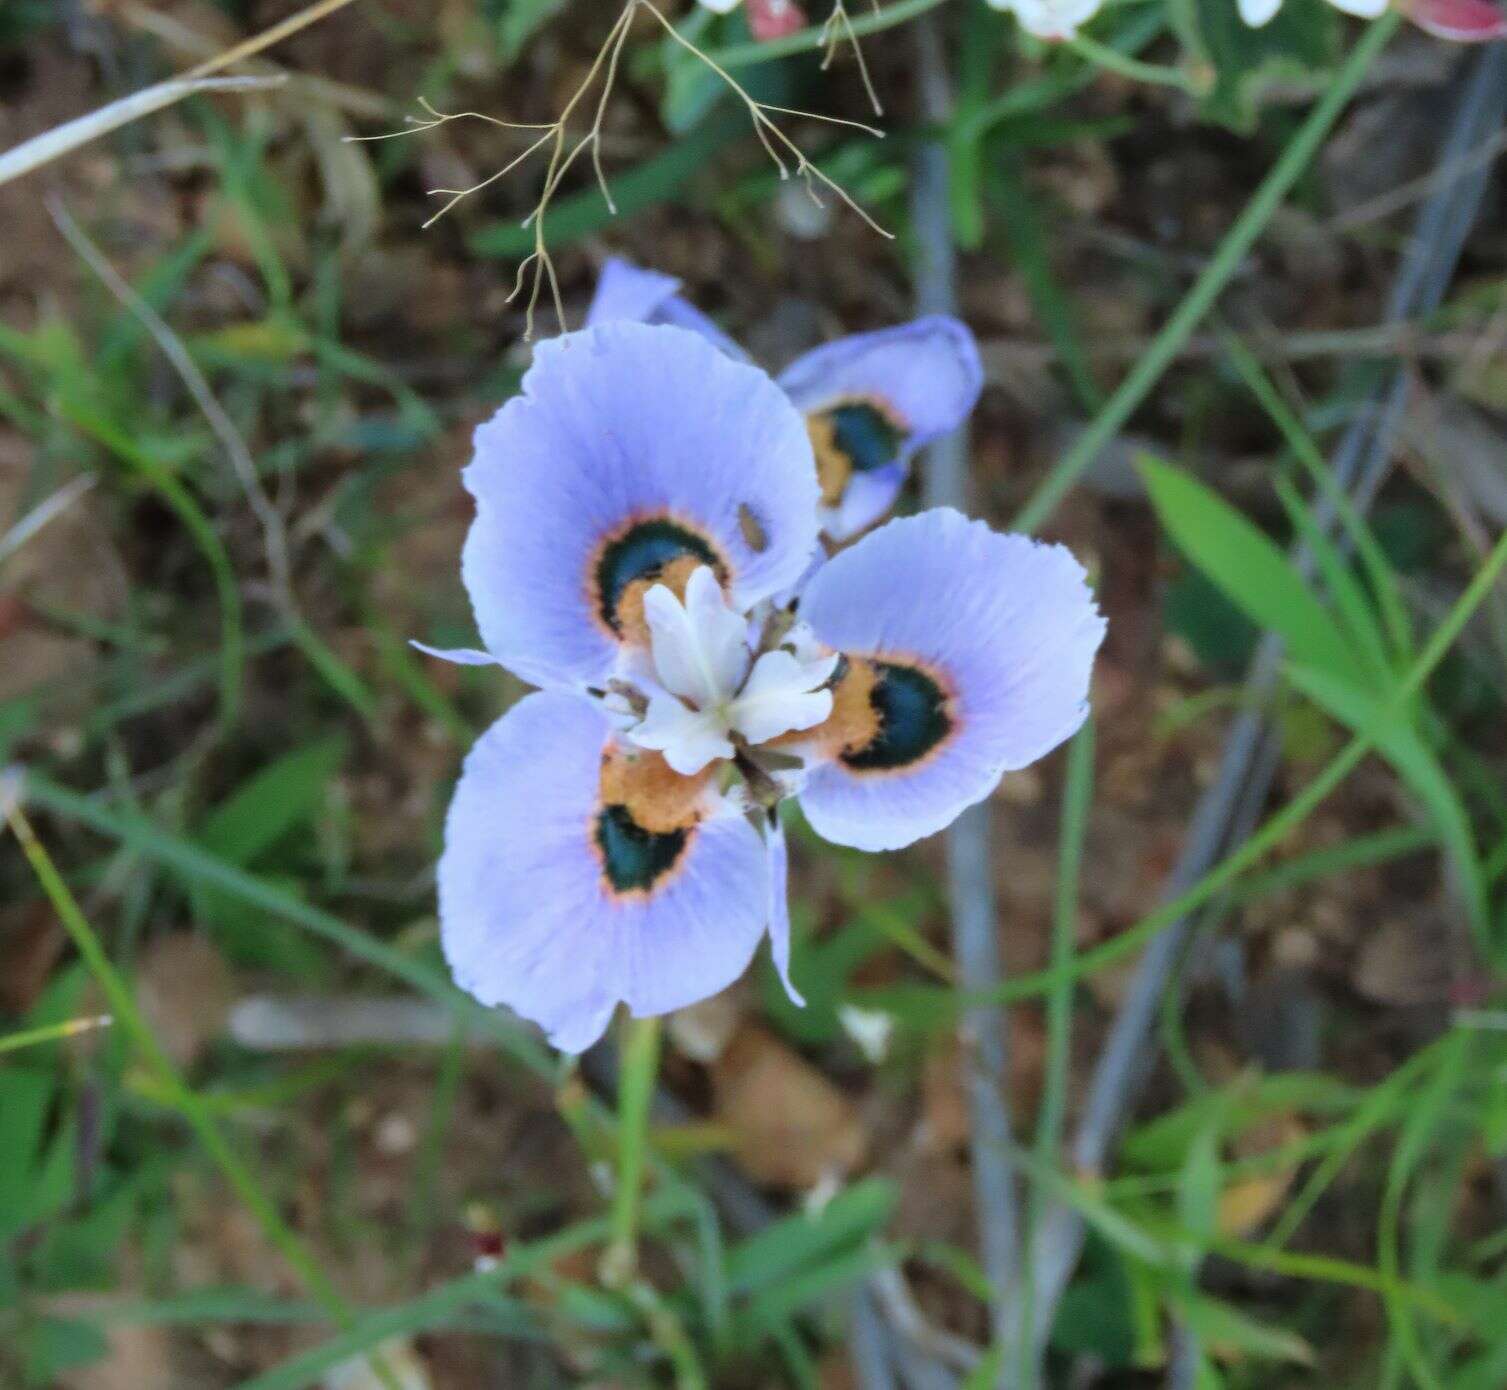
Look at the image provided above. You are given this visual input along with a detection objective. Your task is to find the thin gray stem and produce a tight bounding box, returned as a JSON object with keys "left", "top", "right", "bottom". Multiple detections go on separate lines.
{"left": 912, "top": 10, "right": 1021, "bottom": 1376}
{"left": 852, "top": 1288, "right": 902, "bottom": 1390}
{"left": 1026, "top": 45, "right": 1507, "bottom": 1360}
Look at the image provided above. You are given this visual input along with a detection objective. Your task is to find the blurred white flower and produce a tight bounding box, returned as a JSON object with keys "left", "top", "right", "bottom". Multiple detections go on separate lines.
{"left": 985, "top": 0, "right": 1106, "bottom": 40}
{"left": 838, "top": 1003, "right": 895, "bottom": 1064}
{"left": 1239, "top": 0, "right": 1386, "bottom": 23}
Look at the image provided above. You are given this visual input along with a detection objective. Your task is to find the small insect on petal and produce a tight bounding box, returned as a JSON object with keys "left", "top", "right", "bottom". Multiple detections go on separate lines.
{"left": 739, "top": 503, "right": 770, "bottom": 553}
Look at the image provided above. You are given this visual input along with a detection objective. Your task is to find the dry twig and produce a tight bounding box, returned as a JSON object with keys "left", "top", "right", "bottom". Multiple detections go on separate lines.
{"left": 351, "top": 0, "right": 888, "bottom": 336}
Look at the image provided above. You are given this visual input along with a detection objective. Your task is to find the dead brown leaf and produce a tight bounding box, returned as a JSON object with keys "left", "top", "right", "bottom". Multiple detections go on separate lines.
{"left": 711, "top": 1025, "right": 867, "bottom": 1188}
{"left": 136, "top": 933, "right": 235, "bottom": 1070}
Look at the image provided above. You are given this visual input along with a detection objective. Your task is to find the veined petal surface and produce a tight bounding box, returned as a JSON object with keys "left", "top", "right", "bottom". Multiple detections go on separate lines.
{"left": 439, "top": 691, "right": 771, "bottom": 1051}
{"left": 586, "top": 257, "right": 747, "bottom": 361}
{"left": 778, "top": 317, "right": 983, "bottom": 539}
{"left": 461, "top": 322, "right": 820, "bottom": 689}
{"left": 794, "top": 508, "right": 1104, "bottom": 851}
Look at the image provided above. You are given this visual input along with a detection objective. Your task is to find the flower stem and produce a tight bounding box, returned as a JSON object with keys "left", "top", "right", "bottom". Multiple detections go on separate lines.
{"left": 603, "top": 1012, "right": 663, "bottom": 1287}
{"left": 1012, "top": 11, "right": 1402, "bottom": 535}
{"left": 1064, "top": 33, "right": 1200, "bottom": 93}
{"left": 0, "top": 1014, "right": 114, "bottom": 1056}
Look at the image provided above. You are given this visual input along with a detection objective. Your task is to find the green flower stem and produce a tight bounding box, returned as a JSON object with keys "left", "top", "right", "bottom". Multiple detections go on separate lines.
{"left": 0, "top": 1014, "right": 114, "bottom": 1055}
{"left": 602, "top": 1012, "right": 664, "bottom": 1287}
{"left": 1065, "top": 34, "right": 1199, "bottom": 92}
{"left": 1012, "top": 12, "right": 1402, "bottom": 535}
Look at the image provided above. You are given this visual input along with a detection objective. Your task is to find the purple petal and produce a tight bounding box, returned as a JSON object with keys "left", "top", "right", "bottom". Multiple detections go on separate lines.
{"left": 778, "top": 317, "right": 983, "bottom": 540}
{"left": 586, "top": 257, "right": 748, "bottom": 361}
{"left": 795, "top": 508, "right": 1104, "bottom": 851}
{"left": 461, "top": 321, "right": 820, "bottom": 689}
{"left": 767, "top": 818, "right": 804, "bottom": 1006}
{"left": 778, "top": 316, "right": 983, "bottom": 441}
{"left": 823, "top": 466, "right": 908, "bottom": 540}
{"left": 439, "top": 691, "right": 771, "bottom": 1052}
{"left": 410, "top": 641, "right": 499, "bottom": 667}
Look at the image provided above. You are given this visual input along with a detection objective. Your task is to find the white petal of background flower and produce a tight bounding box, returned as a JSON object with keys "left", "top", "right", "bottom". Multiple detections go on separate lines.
{"left": 1238, "top": 0, "right": 1285, "bottom": 25}
{"left": 1007, "top": 0, "right": 1107, "bottom": 40}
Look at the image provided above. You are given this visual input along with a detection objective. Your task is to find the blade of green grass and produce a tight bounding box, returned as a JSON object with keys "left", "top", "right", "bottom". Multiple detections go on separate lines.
{"left": 0, "top": 793, "right": 364, "bottom": 1347}
{"left": 1018, "top": 717, "right": 1096, "bottom": 1386}
{"left": 237, "top": 1195, "right": 686, "bottom": 1390}
{"left": 864, "top": 517, "right": 1507, "bottom": 1015}
{"left": 1222, "top": 331, "right": 1413, "bottom": 659}
{"left": 0, "top": 1014, "right": 114, "bottom": 1056}
{"left": 1011, "top": 14, "right": 1400, "bottom": 534}
{"left": 1220, "top": 824, "right": 1432, "bottom": 907}
{"left": 58, "top": 402, "right": 243, "bottom": 733}
{"left": 603, "top": 1014, "right": 662, "bottom": 1288}
{"left": 19, "top": 771, "right": 556, "bottom": 1080}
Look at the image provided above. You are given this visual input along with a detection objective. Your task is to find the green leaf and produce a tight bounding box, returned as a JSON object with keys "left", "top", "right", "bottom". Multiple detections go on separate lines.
{"left": 23, "top": 1316, "right": 110, "bottom": 1385}
{"left": 1170, "top": 0, "right": 1339, "bottom": 131}
{"left": 1123, "top": 1072, "right": 1354, "bottom": 1173}
{"left": 198, "top": 737, "right": 347, "bottom": 867}
{"left": 1286, "top": 665, "right": 1488, "bottom": 947}
{"left": 734, "top": 1242, "right": 898, "bottom": 1346}
{"left": 1140, "top": 457, "right": 1365, "bottom": 687}
{"left": 659, "top": 6, "right": 725, "bottom": 134}
{"left": 493, "top": 0, "right": 569, "bottom": 61}
{"left": 1176, "top": 1121, "right": 1221, "bottom": 1269}
{"left": 1050, "top": 1236, "right": 1138, "bottom": 1365}
{"left": 1273, "top": 476, "right": 1393, "bottom": 688}
{"left": 1175, "top": 1291, "right": 1314, "bottom": 1365}
{"left": 725, "top": 1178, "right": 896, "bottom": 1296}
{"left": 0, "top": 1067, "right": 53, "bottom": 1238}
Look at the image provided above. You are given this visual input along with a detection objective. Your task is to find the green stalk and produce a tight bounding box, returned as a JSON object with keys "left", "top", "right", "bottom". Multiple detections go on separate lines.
{"left": 1017, "top": 717, "right": 1096, "bottom": 1388}
{"left": 1, "top": 796, "right": 371, "bottom": 1354}
{"left": 987, "top": 514, "right": 1507, "bottom": 1004}
{"left": 0, "top": 1014, "right": 114, "bottom": 1055}
{"left": 1012, "top": 13, "right": 1401, "bottom": 535}
{"left": 603, "top": 1013, "right": 663, "bottom": 1287}
{"left": 1037, "top": 718, "right": 1096, "bottom": 1162}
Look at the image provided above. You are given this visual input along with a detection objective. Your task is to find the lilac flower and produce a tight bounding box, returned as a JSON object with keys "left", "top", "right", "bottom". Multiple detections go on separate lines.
{"left": 427, "top": 319, "right": 1103, "bottom": 1052}
{"left": 587, "top": 258, "right": 984, "bottom": 541}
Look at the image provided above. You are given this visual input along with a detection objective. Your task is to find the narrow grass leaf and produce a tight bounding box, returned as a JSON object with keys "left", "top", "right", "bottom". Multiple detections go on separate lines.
{"left": 1140, "top": 456, "right": 1365, "bottom": 686}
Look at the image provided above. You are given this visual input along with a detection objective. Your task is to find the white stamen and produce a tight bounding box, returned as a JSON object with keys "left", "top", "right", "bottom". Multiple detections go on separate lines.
{"left": 624, "top": 566, "right": 836, "bottom": 777}
{"left": 729, "top": 649, "right": 837, "bottom": 746}
{"left": 642, "top": 565, "right": 749, "bottom": 709}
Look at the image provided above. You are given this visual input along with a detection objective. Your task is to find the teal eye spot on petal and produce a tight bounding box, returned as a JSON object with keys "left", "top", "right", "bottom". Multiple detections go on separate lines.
{"left": 829, "top": 401, "right": 904, "bottom": 474}
{"left": 593, "top": 517, "right": 724, "bottom": 636}
{"left": 841, "top": 659, "right": 953, "bottom": 773}
{"left": 596, "top": 803, "right": 690, "bottom": 895}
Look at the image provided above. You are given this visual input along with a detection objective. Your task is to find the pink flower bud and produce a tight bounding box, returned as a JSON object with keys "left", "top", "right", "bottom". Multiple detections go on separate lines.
{"left": 1405, "top": 0, "right": 1507, "bottom": 40}
{"left": 749, "top": 0, "right": 809, "bottom": 40}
